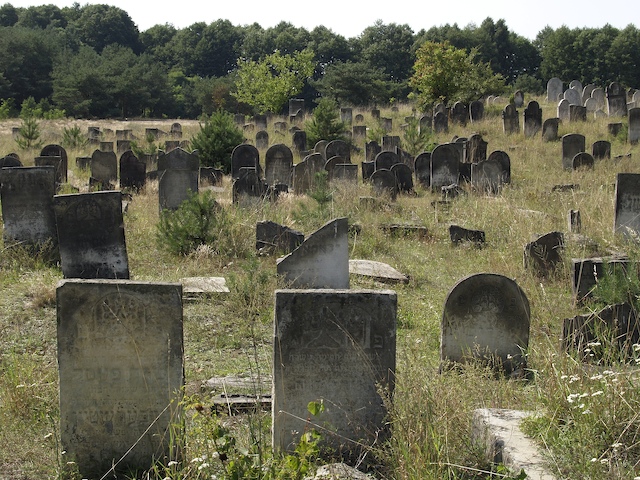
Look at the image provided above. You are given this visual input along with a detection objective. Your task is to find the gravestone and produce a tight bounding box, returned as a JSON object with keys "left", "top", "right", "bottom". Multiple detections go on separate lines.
{"left": 119, "top": 151, "right": 146, "bottom": 190}
{"left": 361, "top": 161, "right": 375, "bottom": 182}
{"left": 433, "top": 111, "right": 448, "bottom": 133}
{"left": 523, "top": 101, "right": 542, "bottom": 137}
{"left": 451, "top": 102, "right": 468, "bottom": 125}
{"left": 325, "top": 139, "right": 350, "bottom": 162}
{"left": 0, "top": 166, "right": 57, "bottom": 250}
{"left": 542, "top": 118, "right": 559, "bottom": 142}
{"left": 465, "top": 134, "right": 487, "bottom": 163}
{"left": 371, "top": 108, "right": 380, "bottom": 119}
{"left": 449, "top": 225, "right": 485, "bottom": 246}
{"left": 608, "top": 122, "right": 623, "bottom": 137}
{"left": 87, "top": 126, "right": 101, "bottom": 143}
{"left": 292, "top": 130, "right": 307, "bottom": 153}
{"left": 232, "top": 167, "right": 266, "bottom": 203}
{"left": 274, "top": 121, "right": 287, "bottom": 132}
{"left": 607, "top": 82, "right": 628, "bottom": 117}
{"left": 614, "top": 173, "right": 640, "bottom": 239}
{"left": 441, "top": 273, "right": 530, "bottom": 375}
{"left": 234, "top": 114, "right": 245, "bottom": 125}
{"left": 199, "top": 167, "right": 222, "bottom": 186}
{"left": 332, "top": 164, "right": 358, "bottom": 184}
{"left": 371, "top": 169, "right": 398, "bottom": 200}
{"left": 629, "top": 108, "right": 640, "bottom": 144}
{"left": 324, "top": 156, "right": 347, "bottom": 179}
{"left": 375, "top": 151, "right": 399, "bottom": 171}
{"left": 355, "top": 114, "right": 364, "bottom": 124}
{"left": 513, "top": 90, "right": 524, "bottom": 108}
{"left": 231, "top": 144, "right": 260, "bottom": 179}
{"left": 256, "top": 130, "right": 269, "bottom": 149}
{"left": 365, "top": 141, "right": 382, "bottom": 162}
{"left": 569, "top": 79, "right": 583, "bottom": 93}
{"left": 0, "top": 154, "right": 21, "bottom": 168}
{"left": 289, "top": 98, "right": 304, "bottom": 116}
{"left": 382, "top": 135, "right": 400, "bottom": 152}
{"left": 562, "top": 134, "right": 586, "bottom": 170}
{"left": 40, "top": 144, "right": 68, "bottom": 183}
{"left": 569, "top": 209, "right": 581, "bottom": 233}
{"left": 584, "top": 97, "right": 598, "bottom": 113}
{"left": 569, "top": 105, "right": 587, "bottom": 122}
{"left": 469, "top": 100, "right": 484, "bottom": 122}
{"left": 391, "top": 163, "right": 413, "bottom": 193}
{"left": 557, "top": 99, "right": 570, "bottom": 121}
{"left": 170, "top": 122, "right": 182, "bottom": 138}
{"left": 502, "top": 104, "right": 519, "bottom": 135}
{"left": 563, "top": 87, "right": 582, "bottom": 106}
{"left": 572, "top": 152, "right": 594, "bottom": 169}
{"left": 315, "top": 140, "right": 328, "bottom": 158}
{"left": 53, "top": 191, "right": 129, "bottom": 279}
{"left": 340, "top": 107, "right": 353, "bottom": 124}
{"left": 158, "top": 148, "right": 199, "bottom": 211}
{"left": 592, "top": 140, "right": 611, "bottom": 160}
{"left": 91, "top": 149, "right": 117, "bottom": 187}
{"left": 547, "top": 77, "right": 563, "bottom": 103}
{"left": 381, "top": 117, "right": 392, "bottom": 132}
{"left": 419, "top": 114, "right": 432, "bottom": 132}
{"left": 523, "top": 232, "right": 564, "bottom": 275}
{"left": 254, "top": 114, "right": 267, "bottom": 130}
{"left": 472, "top": 157, "right": 509, "bottom": 194}
{"left": 256, "top": 221, "right": 304, "bottom": 254}
{"left": 100, "top": 141, "right": 114, "bottom": 152}
{"left": 34, "top": 155, "right": 64, "bottom": 186}
{"left": 349, "top": 260, "right": 408, "bottom": 284}
{"left": 591, "top": 87, "right": 606, "bottom": 109}
{"left": 414, "top": 152, "right": 431, "bottom": 187}
{"left": 434, "top": 102, "right": 446, "bottom": 115}
{"left": 57, "top": 279, "right": 183, "bottom": 478}
{"left": 273, "top": 289, "right": 396, "bottom": 461}
{"left": 430, "top": 144, "right": 459, "bottom": 190}
{"left": 276, "top": 218, "right": 349, "bottom": 288}
{"left": 265, "top": 144, "right": 293, "bottom": 187}
{"left": 145, "top": 128, "right": 161, "bottom": 140}
{"left": 352, "top": 125, "right": 367, "bottom": 139}
{"left": 117, "top": 139, "right": 133, "bottom": 154}
{"left": 582, "top": 84, "right": 596, "bottom": 103}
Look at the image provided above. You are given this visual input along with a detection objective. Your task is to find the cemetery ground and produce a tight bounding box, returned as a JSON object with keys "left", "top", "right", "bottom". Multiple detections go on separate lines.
{"left": 1, "top": 103, "right": 640, "bottom": 479}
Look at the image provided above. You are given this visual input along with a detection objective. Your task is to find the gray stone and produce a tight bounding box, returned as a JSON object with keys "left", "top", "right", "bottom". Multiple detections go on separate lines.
{"left": 629, "top": 107, "right": 640, "bottom": 144}
{"left": 119, "top": 150, "right": 146, "bottom": 190}
{"left": 181, "top": 276, "right": 229, "bottom": 296}
{"left": 572, "top": 152, "right": 594, "bottom": 169}
{"left": 158, "top": 148, "right": 199, "bottom": 211}
{"left": 254, "top": 114, "right": 267, "bottom": 130}
{"left": 292, "top": 130, "right": 307, "bottom": 153}
{"left": 502, "top": 104, "right": 519, "bottom": 135}
{"left": 331, "top": 163, "right": 358, "bottom": 184}
{"left": 563, "top": 87, "right": 582, "bottom": 106}
{"left": 349, "top": 259, "right": 408, "bottom": 284}
{"left": 91, "top": 149, "right": 117, "bottom": 186}
{"left": 562, "top": 134, "right": 585, "bottom": 170}
{"left": 542, "top": 118, "right": 559, "bottom": 142}
{"left": 57, "top": 279, "right": 183, "bottom": 478}
{"left": 441, "top": 273, "right": 530, "bottom": 375}
{"left": 430, "top": 144, "right": 459, "bottom": 191}
{"left": 34, "top": 155, "right": 64, "bottom": 186}
{"left": 340, "top": 107, "right": 352, "bottom": 124}
{"left": 568, "top": 209, "right": 581, "bottom": 233}
{"left": 472, "top": 156, "right": 509, "bottom": 194}
{"left": 464, "top": 134, "right": 487, "bottom": 163}
{"left": 451, "top": 101, "right": 468, "bottom": 125}
{"left": 232, "top": 167, "right": 266, "bottom": 203}
{"left": 277, "top": 218, "right": 349, "bottom": 288}
{"left": 256, "top": 130, "right": 269, "bottom": 149}
{"left": 361, "top": 161, "right": 375, "bottom": 182}
{"left": 591, "top": 87, "right": 606, "bottom": 108}
{"left": 546, "top": 77, "right": 562, "bottom": 103}
{"left": 569, "top": 104, "right": 587, "bottom": 122}
{"left": 273, "top": 289, "right": 396, "bottom": 460}
{"left": 352, "top": 125, "right": 367, "bottom": 139}
{"left": 469, "top": 100, "right": 484, "bottom": 122}
{"left": 433, "top": 111, "right": 448, "bottom": 133}
{"left": 592, "top": 140, "right": 611, "bottom": 160}
{"left": 381, "top": 117, "right": 392, "bottom": 132}
{"left": 523, "top": 101, "right": 542, "bottom": 137}
{"left": 513, "top": 90, "right": 524, "bottom": 108}
{"left": 607, "top": 82, "right": 628, "bottom": 116}
{"left": 256, "top": 220, "right": 304, "bottom": 254}
{"left": 523, "top": 231, "right": 564, "bottom": 275}
{"left": 381, "top": 135, "right": 400, "bottom": 152}
{"left": 289, "top": 99, "right": 305, "bottom": 116}
{"left": 569, "top": 79, "right": 582, "bottom": 92}
{"left": 265, "top": 144, "right": 293, "bottom": 186}
{"left": 614, "top": 173, "right": 640, "bottom": 239}
{"left": 53, "top": 191, "right": 129, "bottom": 279}
{"left": 419, "top": 114, "right": 432, "bottom": 132}
{"left": 557, "top": 99, "right": 570, "bottom": 121}
{"left": 231, "top": 144, "right": 260, "bottom": 179}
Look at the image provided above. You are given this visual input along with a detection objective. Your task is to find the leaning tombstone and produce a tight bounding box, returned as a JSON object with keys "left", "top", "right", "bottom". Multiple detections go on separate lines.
{"left": 273, "top": 289, "right": 396, "bottom": 462}
{"left": 572, "top": 152, "right": 594, "bottom": 170}
{"left": 523, "top": 232, "right": 564, "bottom": 275}
{"left": 547, "top": 77, "right": 563, "bottom": 103}
{"left": 414, "top": 152, "right": 431, "bottom": 187}
{"left": 325, "top": 139, "right": 350, "bottom": 162}
{"left": 119, "top": 150, "right": 146, "bottom": 190}
{"left": 629, "top": 108, "right": 640, "bottom": 144}
{"left": 557, "top": 99, "right": 570, "bottom": 121}
{"left": 53, "top": 191, "right": 129, "bottom": 279}
{"left": 265, "top": 144, "right": 293, "bottom": 187}
{"left": 314, "top": 140, "right": 329, "bottom": 159}
{"left": 430, "top": 144, "right": 459, "bottom": 190}
{"left": 90, "top": 149, "right": 117, "bottom": 188}
{"left": 57, "top": 279, "right": 183, "bottom": 478}
{"left": 614, "top": 173, "right": 640, "bottom": 240}
{"left": 502, "top": 104, "right": 519, "bottom": 134}
{"left": 562, "top": 134, "right": 586, "bottom": 170}
{"left": 158, "top": 148, "right": 199, "bottom": 211}
{"left": 440, "top": 273, "right": 530, "bottom": 375}
{"left": 391, "top": 163, "right": 413, "bottom": 193}
{"left": 542, "top": 118, "right": 559, "bottom": 142}
{"left": 607, "top": 82, "right": 628, "bottom": 117}
{"left": 371, "top": 169, "right": 398, "bottom": 200}
{"left": 523, "top": 101, "right": 542, "bottom": 137}
{"left": 449, "top": 225, "right": 485, "bottom": 246}
{"left": 40, "top": 144, "right": 68, "bottom": 183}
{"left": 231, "top": 144, "right": 260, "bottom": 179}
{"left": 0, "top": 166, "right": 57, "bottom": 253}
{"left": 276, "top": 217, "right": 349, "bottom": 288}
{"left": 592, "top": 141, "right": 611, "bottom": 160}
{"left": 584, "top": 97, "right": 598, "bottom": 113}
{"left": 256, "top": 220, "right": 304, "bottom": 254}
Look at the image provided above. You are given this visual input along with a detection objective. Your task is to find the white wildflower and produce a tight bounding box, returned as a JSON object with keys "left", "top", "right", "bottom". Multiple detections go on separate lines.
{"left": 592, "top": 390, "right": 604, "bottom": 397}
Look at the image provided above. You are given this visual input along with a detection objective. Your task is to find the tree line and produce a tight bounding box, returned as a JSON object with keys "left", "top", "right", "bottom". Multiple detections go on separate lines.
{"left": 0, "top": 2, "right": 639, "bottom": 119}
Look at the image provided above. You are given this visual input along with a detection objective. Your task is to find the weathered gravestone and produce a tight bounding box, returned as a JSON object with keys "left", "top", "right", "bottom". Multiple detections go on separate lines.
{"left": 572, "top": 152, "right": 594, "bottom": 169}
{"left": 371, "top": 169, "right": 398, "bottom": 200}
{"left": 232, "top": 167, "right": 267, "bottom": 203}
{"left": 199, "top": 167, "right": 223, "bottom": 186}
{"left": 381, "top": 117, "right": 392, "bottom": 132}
{"left": 629, "top": 107, "right": 640, "bottom": 144}
{"left": 34, "top": 155, "right": 65, "bottom": 186}
{"left": 584, "top": 97, "right": 598, "bottom": 113}
{"left": 465, "top": 134, "right": 487, "bottom": 163}
{"left": 361, "top": 161, "right": 375, "bottom": 182}
{"left": 547, "top": 77, "right": 563, "bottom": 103}
{"left": 513, "top": 90, "right": 524, "bottom": 108}
{"left": 99, "top": 141, "right": 114, "bottom": 152}
{"left": 276, "top": 218, "right": 349, "bottom": 288}
{"left": 592, "top": 140, "right": 611, "bottom": 160}
{"left": 557, "top": 99, "right": 570, "bottom": 121}
{"left": 331, "top": 163, "right": 358, "bottom": 184}
{"left": 419, "top": 114, "right": 432, "bottom": 132}
{"left": 440, "top": 273, "right": 530, "bottom": 375}
{"left": 569, "top": 104, "right": 587, "bottom": 122}
{"left": 354, "top": 114, "right": 364, "bottom": 124}
{"left": 352, "top": 125, "right": 367, "bottom": 139}
{"left": 365, "top": 141, "right": 382, "bottom": 162}
{"left": 158, "top": 148, "right": 199, "bottom": 211}
{"left": 256, "top": 130, "right": 269, "bottom": 149}
{"left": 414, "top": 152, "right": 431, "bottom": 187}
{"left": 569, "top": 209, "right": 581, "bottom": 233}
{"left": 591, "top": 87, "right": 606, "bottom": 108}
{"left": 542, "top": 118, "right": 559, "bottom": 142}
{"left": 0, "top": 166, "right": 57, "bottom": 250}
{"left": 569, "top": 79, "right": 583, "bottom": 93}
{"left": 433, "top": 111, "right": 448, "bottom": 133}
{"left": 170, "top": 122, "right": 182, "bottom": 138}
{"left": 254, "top": 114, "right": 267, "bottom": 130}
{"left": 119, "top": 150, "right": 146, "bottom": 190}
{"left": 265, "top": 144, "right": 293, "bottom": 187}
{"left": 91, "top": 149, "right": 117, "bottom": 187}
{"left": 40, "top": 144, "right": 68, "bottom": 183}
{"left": 231, "top": 144, "right": 260, "bottom": 179}
{"left": 53, "top": 191, "right": 129, "bottom": 279}
{"left": 289, "top": 98, "right": 305, "bottom": 116}
{"left": 430, "top": 144, "right": 459, "bottom": 190}
{"left": 381, "top": 135, "right": 400, "bottom": 152}
{"left": 502, "top": 104, "right": 519, "bottom": 135}
{"left": 614, "top": 173, "right": 640, "bottom": 239}
{"left": 563, "top": 87, "right": 582, "bottom": 106}
{"left": 57, "top": 279, "right": 183, "bottom": 477}
{"left": 256, "top": 221, "right": 304, "bottom": 254}
{"left": 292, "top": 153, "right": 324, "bottom": 194}
{"left": 607, "top": 82, "right": 628, "bottom": 117}
{"left": 374, "top": 151, "right": 399, "bottom": 171}
{"left": 340, "top": 107, "right": 353, "bottom": 124}
{"left": 315, "top": 140, "right": 329, "bottom": 159}
{"left": 469, "top": 100, "right": 484, "bottom": 122}
{"left": 292, "top": 130, "right": 307, "bottom": 153}
{"left": 449, "top": 225, "right": 485, "bottom": 246}
{"left": 273, "top": 289, "right": 396, "bottom": 461}
{"left": 572, "top": 256, "right": 629, "bottom": 302}
{"left": 324, "top": 156, "right": 348, "bottom": 179}
{"left": 451, "top": 102, "right": 468, "bottom": 125}
{"left": 391, "top": 163, "right": 413, "bottom": 193}
{"left": 523, "top": 232, "right": 564, "bottom": 275}
{"left": 562, "top": 134, "right": 586, "bottom": 170}
{"left": 348, "top": 260, "right": 408, "bottom": 284}
{"left": 472, "top": 153, "right": 510, "bottom": 194}
{"left": 523, "top": 101, "right": 542, "bottom": 137}
{"left": 325, "top": 139, "right": 350, "bottom": 162}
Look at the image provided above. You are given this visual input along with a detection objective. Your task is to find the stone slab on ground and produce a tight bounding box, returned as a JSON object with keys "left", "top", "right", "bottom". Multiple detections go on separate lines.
{"left": 180, "top": 277, "right": 229, "bottom": 298}
{"left": 472, "top": 408, "right": 555, "bottom": 480}
{"left": 349, "top": 259, "right": 409, "bottom": 284}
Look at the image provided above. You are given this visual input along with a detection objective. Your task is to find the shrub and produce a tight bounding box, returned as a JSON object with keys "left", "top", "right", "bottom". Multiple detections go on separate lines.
{"left": 190, "top": 109, "right": 244, "bottom": 173}
{"left": 15, "top": 116, "right": 42, "bottom": 150}
{"left": 305, "top": 98, "right": 346, "bottom": 148}
{"left": 61, "top": 125, "right": 88, "bottom": 149}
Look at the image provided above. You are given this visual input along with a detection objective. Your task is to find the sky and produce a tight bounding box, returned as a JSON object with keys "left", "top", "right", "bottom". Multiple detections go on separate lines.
{"left": 6, "top": 0, "right": 639, "bottom": 40}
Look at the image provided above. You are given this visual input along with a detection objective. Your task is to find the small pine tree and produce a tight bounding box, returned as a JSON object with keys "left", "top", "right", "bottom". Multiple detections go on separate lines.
{"left": 190, "top": 109, "right": 244, "bottom": 173}
{"left": 15, "top": 116, "right": 42, "bottom": 150}
{"left": 305, "top": 98, "right": 346, "bottom": 148}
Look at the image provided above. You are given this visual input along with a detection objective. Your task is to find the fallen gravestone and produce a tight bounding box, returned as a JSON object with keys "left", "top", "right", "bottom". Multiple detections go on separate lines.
{"left": 348, "top": 259, "right": 409, "bottom": 284}
{"left": 523, "top": 232, "right": 564, "bottom": 275}
{"left": 256, "top": 220, "right": 304, "bottom": 254}
{"left": 180, "top": 277, "right": 229, "bottom": 298}
{"left": 449, "top": 225, "right": 485, "bottom": 246}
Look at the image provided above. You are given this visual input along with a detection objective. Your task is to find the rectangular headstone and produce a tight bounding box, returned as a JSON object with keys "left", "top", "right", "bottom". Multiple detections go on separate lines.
{"left": 273, "top": 289, "right": 396, "bottom": 460}
{"left": 57, "top": 279, "right": 183, "bottom": 478}
{"left": 614, "top": 173, "right": 640, "bottom": 239}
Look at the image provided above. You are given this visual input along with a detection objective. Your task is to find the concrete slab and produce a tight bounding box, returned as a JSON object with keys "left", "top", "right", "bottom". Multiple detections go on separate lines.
{"left": 349, "top": 259, "right": 409, "bottom": 284}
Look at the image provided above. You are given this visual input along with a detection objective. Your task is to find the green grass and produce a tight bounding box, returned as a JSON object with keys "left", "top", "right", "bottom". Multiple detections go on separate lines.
{"left": 1, "top": 101, "right": 640, "bottom": 478}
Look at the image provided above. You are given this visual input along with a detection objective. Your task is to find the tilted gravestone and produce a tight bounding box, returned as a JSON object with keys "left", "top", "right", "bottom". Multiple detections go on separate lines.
{"left": 53, "top": 191, "right": 129, "bottom": 279}
{"left": 502, "top": 104, "right": 519, "bottom": 135}
{"left": 607, "top": 82, "right": 628, "bottom": 117}
{"left": 614, "top": 173, "right": 640, "bottom": 239}
{"left": 562, "top": 134, "right": 586, "bottom": 170}
{"left": 276, "top": 218, "right": 349, "bottom": 288}
{"left": 0, "top": 166, "right": 57, "bottom": 250}
{"left": 273, "top": 289, "right": 396, "bottom": 461}
{"left": 441, "top": 273, "right": 530, "bottom": 375}
{"left": 265, "top": 144, "right": 293, "bottom": 187}
{"left": 325, "top": 139, "right": 350, "bottom": 162}
{"left": 158, "top": 148, "right": 199, "bottom": 211}
{"left": 391, "top": 163, "right": 413, "bottom": 193}
{"left": 119, "top": 150, "right": 146, "bottom": 190}
{"left": 523, "top": 231, "right": 564, "bottom": 276}
{"left": 231, "top": 144, "right": 260, "bottom": 179}
{"left": 523, "top": 101, "right": 542, "bottom": 137}
{"left": 547, "top": 77, "right": 563, "bottom": 103}
{"left": 430, "top": 144, "right": 459, "bottom": 190}
{"left": 414, "top": 152, "right": 431, "bottom": 187}
{"left": 371, "top": 169, "right": 398, "bottom": 200}
{"left": 256, "top": 221, "right": 304, "bottom": 254}
{"left": 629, "top": 107, "right": 640, "bottom": 144}
{"left": 40, "top": 144, "right": 68, "bottom": 183}
{"left": 57, "top": 279, "right": 183, "bottom": 478}
{"left": 91, "top": 149, "right": 118, "bottom": 187}
{"left": 463, "top": 134, "right": 487, "bottom": 164}
{"left": 542, "top": 118, "right": 559, "bottom": 142}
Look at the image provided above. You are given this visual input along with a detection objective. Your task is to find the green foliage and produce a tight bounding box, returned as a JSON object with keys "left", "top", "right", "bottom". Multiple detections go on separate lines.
{"left": 402, "top": 116, "right": 436, "bottom": 156}
{"left": 308, "top": 171, "right": 332, "bottom": 208}
{"left": 590, "top": 262, "right": 640, "bottom": 311}
{"left": 0, "top": 98, "right": 13, "bottom": 119}
{"left": 190, "top": 109, "right": 244, "bottom": 172}
{"left": 156, "top": 191, "right": 230, "bottom": 256}
{"left": 233, "top": 49, "right": 315, "bottom": 113}
{"left": 410, "top": 41, "right": 505, "bottom": 108}
{"left": 61, "top": 124, "right": 87, "bottom": 149}
{"left": 15, "top": 116, "right": 42, "bottom": 150}
{"left": 19, "top": 96, "right": 64, "bottom": 120}
{"left": 130, "top": 132, "right": 160, "bottom": 158}
{"left": 513, "top": 74, "right": 544, "bottom": 95}
{"left": 304, "top": 98, "right": 346, "bottom": 147}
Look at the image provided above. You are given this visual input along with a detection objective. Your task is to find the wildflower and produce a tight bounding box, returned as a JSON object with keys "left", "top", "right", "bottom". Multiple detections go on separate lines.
{"left": 611, "top": 443, "right": 623, "bottom": 449}
{"left": 603, "top": 370, "right": 614, "bottom": 375}
{"left": 44, "top": 433, "right": 53, "bottom": 440}
{"left": 167, "top": 461, "right": 178, "bottom": 467}
{"left": 569, "top": 375, "right": 580, "bottom": 383}
{"left": 587, "top": 341, "right": 601, "bottom": 347}
{"left": 590, "top": 374, "right": 603, "bottom": 381}
{"left": 191, "top": 456, "right": 203, "bottom": 463}
{"left": 582, "top": 409, "right": 592, "bottom": 414}
{"left": 591, "top": 390, "right": 604, "bottom": 397}
{"left": 211, "top": 451, "right": 220, "bottom": 460}
{"left": 600, "top": 459, "right": 608, "bottom": 465}
{"left": 567, "top": 393, "right": 580, "bottom": 403}
{"left": 198, "top": 463, "right": 210, "bottom": 470}
{"left": 560, "top": 375, "right": 568, "bottom": 380}
{"left": 633, "top": 344, "right": 640, "bottom": 352}
{"left": 590, "top": 458, "right": 598, "bottom": 463}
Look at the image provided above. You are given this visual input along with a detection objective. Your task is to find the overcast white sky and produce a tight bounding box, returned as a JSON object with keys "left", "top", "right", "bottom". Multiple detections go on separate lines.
{"left": 7, "top": 0, "right": 639, "bottom": 39}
